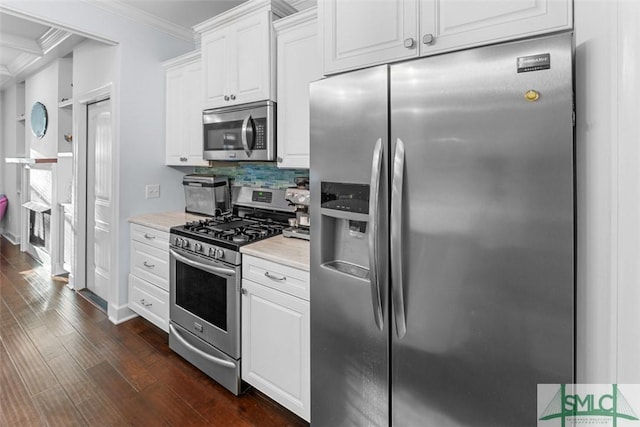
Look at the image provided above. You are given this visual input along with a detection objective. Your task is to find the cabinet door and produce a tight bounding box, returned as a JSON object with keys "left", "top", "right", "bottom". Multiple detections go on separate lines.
{"left": 276, "top": 12, "right": 322, "bottom": 169}
{"left": 165, "top": 62, "right": 208, "bottom": 166}
{"left": 233, "top": 12, "right": 273, "bottom": 105}
{"left": 320, "top": 0, "right": 419, "bottom": 75}
{"left": 242, "top": 279, "right": 310, "bottom": 422}
{"left": 420, "top": 0, "right": 572, "bottom": 56}
{"left": 165, "top": 67, "right": 185, "bottom": 165}
{"left": 183, "top": 61, "right": 208, "bottom": 166}
{"left": 202, "top": 30, "right": 231, "bottom": 109}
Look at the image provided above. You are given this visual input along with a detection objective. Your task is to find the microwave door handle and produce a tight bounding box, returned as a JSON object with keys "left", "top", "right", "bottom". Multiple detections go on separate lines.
{"left": 241, "top": 114, "right": 254, "bottom": 157}
{"left": 170, "top": 249, "right": 236, "bottom": 277}
{"left": 368, "top": 138, "right": 384, "bottom": 331}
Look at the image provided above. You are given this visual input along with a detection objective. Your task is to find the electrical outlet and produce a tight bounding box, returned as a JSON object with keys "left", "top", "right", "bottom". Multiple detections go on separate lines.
{"left": 145, "top": 184, "right": 160, "bottom": 199}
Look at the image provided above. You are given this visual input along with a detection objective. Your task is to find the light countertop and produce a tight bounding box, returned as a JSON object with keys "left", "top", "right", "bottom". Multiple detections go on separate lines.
{"left": 128, "top": 211, "right": 203, "bottom": 232}
{"left": 241, "top": 235, "right": 310, "bottom": 271}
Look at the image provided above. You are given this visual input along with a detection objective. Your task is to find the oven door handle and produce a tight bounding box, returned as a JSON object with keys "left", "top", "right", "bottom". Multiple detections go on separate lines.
{"left": 169, "top": 324, "right": 236, "bottom": 369}
{"left": 170, "top": 249, "right": 236, "bottom": 277}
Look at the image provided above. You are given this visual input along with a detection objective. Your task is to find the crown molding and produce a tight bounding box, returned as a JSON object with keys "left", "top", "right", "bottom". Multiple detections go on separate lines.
{"left": 274, "top": 6, "right": 316, "bottom": 31}
{"left": 161, "top": 50, "right": 200, "bottom": 69}
{"left": 83, "top": 0, "right": 195, "bottom": 43}
{"left": 194, "top": 0, "right": 296, "bottom": 34}
{"left": 39, "top": 28, "right": 72, "bottom": 55}
{"left": 0, "top": 33, "right": 43, "bottom": 56}
{"left": 7, "top": 52, "right": 41, "bottom": 77}
{"left": 286, "top": 0, "right": 316, "bottom": 10}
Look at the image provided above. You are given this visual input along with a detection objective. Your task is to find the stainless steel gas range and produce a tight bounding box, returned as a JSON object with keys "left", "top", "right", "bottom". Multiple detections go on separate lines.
{"left": 168, "top": 186, "right": 295, "bottom": 395}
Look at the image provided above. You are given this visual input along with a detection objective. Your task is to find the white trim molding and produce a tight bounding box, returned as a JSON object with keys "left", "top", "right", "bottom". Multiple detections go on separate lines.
{"left": 82, "top": 0, "right": 195, "bottom": 43}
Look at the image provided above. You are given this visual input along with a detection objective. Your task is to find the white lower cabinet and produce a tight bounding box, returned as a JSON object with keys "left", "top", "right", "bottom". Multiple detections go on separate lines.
{"left": 241, "top": 255, "right": 310, "bottom": 422}
{"left": 128, "top": 224, "right": 170, "bottom": 332}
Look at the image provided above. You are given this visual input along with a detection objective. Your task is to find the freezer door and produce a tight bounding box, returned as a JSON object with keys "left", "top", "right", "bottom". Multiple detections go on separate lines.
{"left": 310, "top": 65, "right": 390, "bottom": 427}
{"left": 390, "top": 33, "right": 574, "bottom": 427}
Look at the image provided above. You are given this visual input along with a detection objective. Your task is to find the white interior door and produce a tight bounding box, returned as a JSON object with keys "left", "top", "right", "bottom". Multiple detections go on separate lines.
{"left": 86, "top": 98, "right": 111, "bottom": 301}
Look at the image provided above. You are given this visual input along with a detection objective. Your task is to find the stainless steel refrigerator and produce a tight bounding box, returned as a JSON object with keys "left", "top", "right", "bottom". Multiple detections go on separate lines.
{"left": 310, "top": 33, "right": 574, "bottom": 427}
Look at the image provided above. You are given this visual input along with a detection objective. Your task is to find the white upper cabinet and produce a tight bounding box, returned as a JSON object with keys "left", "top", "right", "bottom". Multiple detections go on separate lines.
{"left": 275, "top": 7, "right": 322, "bottom": 169}
{"left": 320, "top": 0, "right": 572, "bottom": 75}
{"left": 320, "top": 0, "right": 419, "bottom": 75}
{"left": 163, "top": 52, "right": 208, "bottom": 167}
{"left": 195, "top": 0, "right": 297, "bottom": 110}
{"left": 419, "top": 0, "right": 573, "bottom": 56}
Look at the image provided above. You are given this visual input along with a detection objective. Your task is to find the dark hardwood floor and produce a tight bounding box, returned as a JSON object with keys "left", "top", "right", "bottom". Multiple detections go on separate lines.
{"left": 0, "top": 237, "right": 309, "bottom": 426}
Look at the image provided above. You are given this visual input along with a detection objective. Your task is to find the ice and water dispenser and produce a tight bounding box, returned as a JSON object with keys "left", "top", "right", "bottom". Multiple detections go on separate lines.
{"left": 319, "top": 182, "right": 372, "bottom": 280}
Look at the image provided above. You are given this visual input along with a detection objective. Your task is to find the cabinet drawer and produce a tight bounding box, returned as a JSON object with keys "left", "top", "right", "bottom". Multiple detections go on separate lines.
{"left": 131, "top": 224, "right": 169, "bottom": 250}
{"left": 130, "top": 240, "right": 170, "bottom": 291}
{"left": 242, "top": 255, "right": 309, "bottom": 301}
{"left": 129, "top": 274, "right": 169, "bottom": 332}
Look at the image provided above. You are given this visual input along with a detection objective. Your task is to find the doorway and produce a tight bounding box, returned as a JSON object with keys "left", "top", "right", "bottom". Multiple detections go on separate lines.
{"left": 82, "top": 98, "right": 112, "bottom": 310}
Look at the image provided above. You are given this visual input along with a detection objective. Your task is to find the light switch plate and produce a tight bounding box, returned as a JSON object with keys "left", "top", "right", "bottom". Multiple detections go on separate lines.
{"left": 145, "top": 184, "right": 160, "bottom": 199}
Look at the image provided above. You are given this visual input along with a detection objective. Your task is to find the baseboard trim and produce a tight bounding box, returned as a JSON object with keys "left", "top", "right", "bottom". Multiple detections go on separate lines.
{"left": 109, "top": 303, "right": 138, "bottom": 325}
{"left": 2, "top": 232, "right": 21, "bottom": 245}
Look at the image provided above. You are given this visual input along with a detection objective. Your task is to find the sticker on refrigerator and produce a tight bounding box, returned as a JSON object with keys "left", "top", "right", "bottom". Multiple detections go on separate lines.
{"left": 517, "top": 53, "right": 551, "bottom": 73}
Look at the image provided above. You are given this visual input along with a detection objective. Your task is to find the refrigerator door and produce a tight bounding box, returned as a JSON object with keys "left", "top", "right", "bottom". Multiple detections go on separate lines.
{"left": 310, "top": 65, "right": 390, "bottom": 427}
{"left": 390, "top": 34, "right": 574, "bottom": 427}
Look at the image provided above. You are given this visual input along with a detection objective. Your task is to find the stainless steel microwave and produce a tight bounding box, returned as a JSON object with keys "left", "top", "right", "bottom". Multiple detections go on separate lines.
{"left": 203, "top": 100, "right": 275, "bottom": 161}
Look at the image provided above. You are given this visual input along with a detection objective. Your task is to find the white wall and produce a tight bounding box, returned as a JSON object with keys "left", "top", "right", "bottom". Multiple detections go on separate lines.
{"left": 0, "top": 84, "right": 23, "bottom": 243}
{"left": 25, "top": 60, "right": 68, "bottom": 159}
{"left": 2, "top": 0, "right": 196, "bottom": 322}
{"left": 575, "top": 0, "right": 640, "bottom": 383}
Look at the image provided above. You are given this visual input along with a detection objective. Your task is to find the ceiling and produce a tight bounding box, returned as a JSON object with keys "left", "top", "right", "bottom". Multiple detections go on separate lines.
{"left": 0, "top": 0, "right": 247, "bottom": 89}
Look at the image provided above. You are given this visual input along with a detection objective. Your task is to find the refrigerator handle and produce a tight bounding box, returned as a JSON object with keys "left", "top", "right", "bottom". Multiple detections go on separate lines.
{"left": 391, "top": 138, "right": 407, "bottom": 339}
{"left": 368, "top": 137, "right": 384, "bottom": 331}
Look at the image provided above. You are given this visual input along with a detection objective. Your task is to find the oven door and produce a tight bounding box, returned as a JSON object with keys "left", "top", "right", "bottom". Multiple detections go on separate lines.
{"left": 169, "top": 247, "right": 240, "bottom": 359}
{"left": 202, "top": 100, "right": 275, "bottom": 161}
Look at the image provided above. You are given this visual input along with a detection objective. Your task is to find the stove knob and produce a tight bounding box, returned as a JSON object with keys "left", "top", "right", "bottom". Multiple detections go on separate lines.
{"left": 214, "top": 249, "right": 224, "bottom": 260}
{"left": 194, "top": 243, "right": 203, "bottom": 252}
{"left": 175, "top": 238, "right": 183, "bottom": 247}
{"left": 182, "top": 240, "right": 190, "bottom": 249}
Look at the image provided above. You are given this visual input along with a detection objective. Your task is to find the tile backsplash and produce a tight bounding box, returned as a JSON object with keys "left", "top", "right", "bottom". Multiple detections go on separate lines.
{"left": 195, "top": 163, "right": 308, "bottom": 190}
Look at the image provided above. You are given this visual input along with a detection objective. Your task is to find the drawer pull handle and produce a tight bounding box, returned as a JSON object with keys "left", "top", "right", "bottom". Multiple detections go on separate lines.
{"left": 144, "top": 234, "right": 156, "bottom": 240}
{"left": 143, "top": 261, "right": 155, "bottom": 268}
{"left": 264, "top": 272, "right": 286, "bottom": 281}
{"left": 140, "top": 299, "right": 153, "bottom": 307}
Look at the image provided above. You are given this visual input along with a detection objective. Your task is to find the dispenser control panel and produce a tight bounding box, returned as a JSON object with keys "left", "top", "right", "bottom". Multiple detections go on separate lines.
{"left": 321, "top": 182, "right": 369, "bottom": 214}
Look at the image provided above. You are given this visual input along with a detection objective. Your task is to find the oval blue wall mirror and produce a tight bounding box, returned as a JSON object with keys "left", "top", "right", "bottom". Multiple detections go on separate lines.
{"left": 30, "top": 102, "right": 48, "bottom": 139}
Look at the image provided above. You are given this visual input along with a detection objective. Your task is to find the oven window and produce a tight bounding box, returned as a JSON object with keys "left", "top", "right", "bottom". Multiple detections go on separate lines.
{"left": 175, "top": 261, "right": 227, "bottom": 332}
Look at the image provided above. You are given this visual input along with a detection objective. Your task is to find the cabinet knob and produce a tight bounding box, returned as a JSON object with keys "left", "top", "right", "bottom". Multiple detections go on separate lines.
{"left": 277, "top": 156, "right": 283, "bottom": 163}
{"left": 403, "top": 38, "right": 415, "bottom": 49}
{"left": 241, "top": 288, "right": 247, "bottom": 295}
{"left": 230, "top": 94, "right": 236, "bottom": 100}
{"left": 224, "top": 95, "right": 230, "bottom": 101}
{"left": 180, "top": 156, "right": 187, "bottom": 162}
{"left": 422, "top": 34, "right": 435, "bottom": 45}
